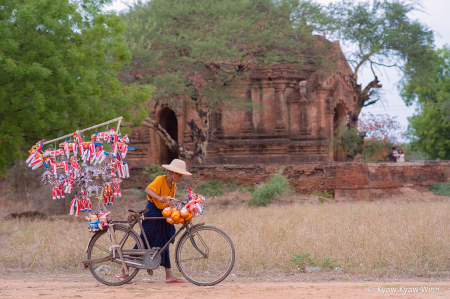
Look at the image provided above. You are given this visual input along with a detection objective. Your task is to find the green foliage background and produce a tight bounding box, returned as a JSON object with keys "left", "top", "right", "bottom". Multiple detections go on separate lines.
{"left": 0, "top": 0, "right": 153, "bottom": 171}
{"left": 402, "top": 47, "right": 450, "bottom": 160}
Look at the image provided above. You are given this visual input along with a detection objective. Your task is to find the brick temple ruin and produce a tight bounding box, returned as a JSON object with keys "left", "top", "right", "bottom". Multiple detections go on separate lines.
{"left": 127, "top": 35, "right": 360, "bottom": 168}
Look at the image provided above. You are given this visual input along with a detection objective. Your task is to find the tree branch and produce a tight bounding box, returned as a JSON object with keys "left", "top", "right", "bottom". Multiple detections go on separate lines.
{"left": 122, "top": 118, "right": 200, "bottom": 162}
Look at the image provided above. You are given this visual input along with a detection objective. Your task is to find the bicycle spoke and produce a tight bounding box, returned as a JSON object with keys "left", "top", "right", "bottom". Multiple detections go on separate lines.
{"left": 93, "top": 244, "right": 110, "bottom": 254}
{"left": 177, "top": 256, "right": 207, "bottom": 263}
{"left": 176, "top": 226, "right": 235, "bottom": 286}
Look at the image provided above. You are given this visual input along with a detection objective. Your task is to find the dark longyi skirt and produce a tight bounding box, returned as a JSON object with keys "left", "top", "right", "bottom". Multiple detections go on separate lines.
{"left": 138, "top": 200, "right": 175, "bottom": 268}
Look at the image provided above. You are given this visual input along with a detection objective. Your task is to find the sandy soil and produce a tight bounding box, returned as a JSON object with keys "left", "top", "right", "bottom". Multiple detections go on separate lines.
{"left": 1, "top": 275, "right": 449, "bottom": 299}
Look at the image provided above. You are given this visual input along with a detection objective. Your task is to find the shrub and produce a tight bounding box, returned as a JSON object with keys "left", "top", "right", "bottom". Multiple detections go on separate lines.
{"left": 195, "top": 180, "right": 225, "bottom": 198}
{"left": 143, "top": 164, "right": 166, "bottom": 180}
{"left": 313, "top": 190, "right": 334, "bottom": 204}
{"left": 248, "top": 169, "right": 291, "bottom": 206}
{"left": 291, "top": 252, "right": 341, "bottom": 271}
{"left": 429, "top": 183, "right": 450, "bottom": 196}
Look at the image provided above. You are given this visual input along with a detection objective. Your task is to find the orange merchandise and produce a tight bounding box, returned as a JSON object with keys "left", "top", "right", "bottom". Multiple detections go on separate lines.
{"left": 180, "top": 207, "right": 190, "bottom": 218}
{"left": 162, "top": 207, "right": 172, "bottom": 218}
{"left": 171, "top": 209, "right": 181, "bottom": 221}
{"left": 185, "top": 213, "right": 194, "bottom": 222}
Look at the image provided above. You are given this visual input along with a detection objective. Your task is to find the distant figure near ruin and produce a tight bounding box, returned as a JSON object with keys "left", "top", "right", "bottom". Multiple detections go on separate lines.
{"left": 127, "top": 35, "right": 360, "bottom": 167}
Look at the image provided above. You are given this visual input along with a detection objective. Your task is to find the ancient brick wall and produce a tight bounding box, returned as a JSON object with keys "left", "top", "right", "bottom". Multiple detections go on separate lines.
{"left": 123, "top": 161, "right": 450, "bottom": 200}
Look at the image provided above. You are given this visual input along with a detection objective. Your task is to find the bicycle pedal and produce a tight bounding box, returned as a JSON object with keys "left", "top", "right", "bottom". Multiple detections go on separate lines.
{"left": 147, "top": 269, "right": 153, "bottom": 275}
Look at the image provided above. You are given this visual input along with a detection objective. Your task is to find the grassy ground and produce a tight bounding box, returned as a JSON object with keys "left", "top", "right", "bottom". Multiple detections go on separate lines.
{"left": 2, "top": 194, "right": 450, "bottom": 278}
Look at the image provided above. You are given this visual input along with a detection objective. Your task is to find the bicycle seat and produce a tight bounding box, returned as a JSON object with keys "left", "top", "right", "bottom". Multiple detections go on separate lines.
{"left": 128, "top": 209, "right": 148, "bottom": 215}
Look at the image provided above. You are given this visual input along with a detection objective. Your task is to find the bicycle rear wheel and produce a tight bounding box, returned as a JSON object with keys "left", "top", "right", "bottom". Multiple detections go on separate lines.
{"left": 87, "top": 224, "right": 143, "bottom": 286}
{"left": 175, "top": 226, "right": 235, "bottom": 286}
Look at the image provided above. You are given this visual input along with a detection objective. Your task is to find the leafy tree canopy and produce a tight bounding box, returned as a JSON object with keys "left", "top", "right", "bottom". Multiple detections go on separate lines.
{"left": 401, "top": 46, "right": 450, "bottom": 160}
{"left": 322, "top": 0, "right": 434, "bottom": 125}
{"left": 120, "top": 0, "right": 327, "bottom": 163}
{"left": 0, "top": 0, "right": 153, "bottom": 171}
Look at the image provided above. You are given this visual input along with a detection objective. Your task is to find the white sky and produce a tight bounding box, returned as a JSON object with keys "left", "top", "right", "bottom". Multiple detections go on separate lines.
{"left": 107, "top": 0, "right": 450, "bottom": 135}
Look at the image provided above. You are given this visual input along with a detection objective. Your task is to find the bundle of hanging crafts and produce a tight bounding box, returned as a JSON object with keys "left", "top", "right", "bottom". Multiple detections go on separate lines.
{"left": 25, "top": 118, "right": 134, "bottom": 217}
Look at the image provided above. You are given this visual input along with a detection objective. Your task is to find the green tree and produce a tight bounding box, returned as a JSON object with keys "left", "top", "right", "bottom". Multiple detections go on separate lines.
{"left": 401, "top": 47, "right": 450, "bottom": 160}
{"left": 323, "top": 0, "right": 434, "bottom": 127}
{"left": 0, "top": 0, "right": 152, "bottom": 171}
{"left": 120, "top": 0, "right": 326, "bottom": 164}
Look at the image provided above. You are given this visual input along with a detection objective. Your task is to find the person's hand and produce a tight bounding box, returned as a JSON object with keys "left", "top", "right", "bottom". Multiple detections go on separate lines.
{"left": 160, "top": 196, "right": 171, "bottom": 203}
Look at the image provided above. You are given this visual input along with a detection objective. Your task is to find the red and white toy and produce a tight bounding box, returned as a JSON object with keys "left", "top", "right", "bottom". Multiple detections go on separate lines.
{"left": 103, "top": 182, "right": 114, "bottom": 205}
{"left": 69, "top": 193, "right": 80, "bottom": 216}
{"left": 111, "top": 178, "right": 122, "bottom": 197}
{"left": 112, "top": 134, "right": 130, "bottom": 159}
{"left": 63, "top": 174, "right": 74, "bottom": 194}
{"left": 52, "top": 178, "right": 65, "bottom": 200}
{"left": 46, "top": 158, "right": 69, "bottom": 177}
{"left": 59, "top": 139, "right": 79, "bottom": 159}
{"left": 69, "top": 156, "right": 81, "bottom": 178}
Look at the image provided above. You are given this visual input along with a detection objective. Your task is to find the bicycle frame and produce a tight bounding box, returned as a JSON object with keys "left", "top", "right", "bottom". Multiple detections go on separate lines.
{"left": 90, "top": 215, "right": 206, "bottom": 268}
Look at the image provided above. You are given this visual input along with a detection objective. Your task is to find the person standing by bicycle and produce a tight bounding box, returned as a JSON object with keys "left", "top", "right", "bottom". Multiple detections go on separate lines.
{"left": 117, "top": 159, "right": 191, "bottom": 283}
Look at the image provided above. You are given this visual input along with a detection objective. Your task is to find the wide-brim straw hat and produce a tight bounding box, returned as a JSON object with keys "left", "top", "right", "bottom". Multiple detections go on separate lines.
{"left": 162, "top": 159, "right": 192, "bottom": 176}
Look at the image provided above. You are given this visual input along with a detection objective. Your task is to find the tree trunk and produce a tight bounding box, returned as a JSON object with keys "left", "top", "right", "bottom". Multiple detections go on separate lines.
{"left": 123, "top": 107, "right": 215, "bottom": 164}
{"left": 348, "top": 76, "right": 382, "bottom": 128}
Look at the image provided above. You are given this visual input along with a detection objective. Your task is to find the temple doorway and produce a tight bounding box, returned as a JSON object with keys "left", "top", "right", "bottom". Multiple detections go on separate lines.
{"left": 333, "top": 103, "right": 346, "bottom": 162}
{"left": 159, "top": 108, "right": 178, "bottom": 164}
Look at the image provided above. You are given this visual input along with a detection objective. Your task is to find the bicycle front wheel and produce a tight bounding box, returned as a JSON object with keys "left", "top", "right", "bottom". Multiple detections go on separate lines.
{"left": 175, "top": 226, "right": 235, "bottom": 286}
{"left": 87, "top": 224, "right": 143, "bottom": 286}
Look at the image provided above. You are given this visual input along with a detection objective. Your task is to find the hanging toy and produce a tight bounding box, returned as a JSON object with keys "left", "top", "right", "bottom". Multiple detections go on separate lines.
{"left": 84, "top": 165, "right": 102, "bottom": 178}
{"left": 64, "top": 173, "right": 74, "bottom": 194}
{"left": 118, "top": 161, "right": 130, "bottom": 178}
{"left": 26, "top": 139, "right": 45, "bottom": 163}
{"left": 52, "top": 177, "right": 65, "bottom": 200}
{"left": 85, "top": 213, "right": 102, "bottom": 232}
{"left": 79, "top": 133, "right": 97, "bottom": 163}
{"left": 28, "top": 151, "right": 46, "bottom": 170}
{"left": 92, "top": 149, "right": 110, "bottom": 165}
{"left": 46, "top": 158, "right": 69, "bottom": 177}
{"left": 95, "top": 129, "right": 111, "bottom": 143}
{"left": 103, "top": 181, "right": 114, "bottom": 205}
{"left": 59, "top": 139, "right": 79, "bottom": 159}
{"left": 105, "top": 128, "right": 117, "bottom": 144}
{"left": 111, "top": 178, "right": 122, "bottom": 197}
{"left": 69, "top": 156, "right": 81, "bottom": 178}
{"left": 87, "top": 185, "right": 100, "bottom": 197}
{"left": 69, "top": 192, "right": 80, "bottom": 216}
{"left": 43, "top": 148, "right": 65, "bottom": 160}
{"left": 112, "top": 134, "right": 133, "bottom": 159}
{"left": 41, "top": 171, "right": 54, "bottom": 185}
{"left": 26, "top": 139, "right": 45, "bottom": 167}
{"left": 108, "top": 154, "right": 120, "bottom": 177}
{"left": 79, "top": 194, "right": 91, "bottom": 212}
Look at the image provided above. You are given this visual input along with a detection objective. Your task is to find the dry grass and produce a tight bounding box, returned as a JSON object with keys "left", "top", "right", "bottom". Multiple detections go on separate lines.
{"left": 2, "top": 199, "right": 450, "bottom": 277}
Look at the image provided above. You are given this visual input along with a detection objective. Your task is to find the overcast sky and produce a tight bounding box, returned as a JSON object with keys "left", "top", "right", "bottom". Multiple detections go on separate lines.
{"left": 108, "top": 0, "right": 450, "bottom": 136}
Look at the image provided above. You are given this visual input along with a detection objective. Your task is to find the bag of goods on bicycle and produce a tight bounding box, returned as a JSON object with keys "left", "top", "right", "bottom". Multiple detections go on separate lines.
{"left": 162, "top": 188, "right": 204, "bottom": 224}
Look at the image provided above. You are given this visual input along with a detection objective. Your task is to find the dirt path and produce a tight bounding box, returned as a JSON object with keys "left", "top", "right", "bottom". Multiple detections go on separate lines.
{"left": 1, "top": 276, "right": 449, "bottom": 299}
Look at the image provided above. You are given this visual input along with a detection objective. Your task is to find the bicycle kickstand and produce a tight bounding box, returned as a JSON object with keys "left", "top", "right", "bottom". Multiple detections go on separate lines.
{"left": 108, "top": 226, "right": 129, "bottom": 276}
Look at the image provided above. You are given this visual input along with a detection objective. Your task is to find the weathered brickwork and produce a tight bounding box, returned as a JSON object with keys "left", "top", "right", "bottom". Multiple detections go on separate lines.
{"left": 123, "top": 161, "right": 450, "bottom": 201}
{"left": 126, "top": 35, "right": 360, "bottom": 166}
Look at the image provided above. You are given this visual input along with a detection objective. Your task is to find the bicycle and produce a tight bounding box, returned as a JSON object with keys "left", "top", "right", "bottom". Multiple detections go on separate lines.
{"left": 82, "top": 202, "right": 235, "bottom": 286}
